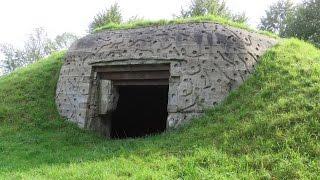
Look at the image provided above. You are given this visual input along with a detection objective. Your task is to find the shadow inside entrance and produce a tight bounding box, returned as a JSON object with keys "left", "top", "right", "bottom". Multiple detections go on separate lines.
{"left": 111, "top": 85, "right": 168, "bottom": 139}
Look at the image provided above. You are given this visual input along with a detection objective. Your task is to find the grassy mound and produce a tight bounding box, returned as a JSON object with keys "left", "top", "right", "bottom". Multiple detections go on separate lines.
{"left": 94, "top": 15, "right": 277, "bottom": 38}
{"left": 0, "top": 39, "right": 319, "bottom": 179}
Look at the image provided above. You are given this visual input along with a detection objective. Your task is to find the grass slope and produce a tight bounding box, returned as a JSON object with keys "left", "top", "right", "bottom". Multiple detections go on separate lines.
{"left": 94, "top": 15, "right": 277, "bottom": 38}
{"left": 0, "top": 39, "right": 319, "bottom": 179}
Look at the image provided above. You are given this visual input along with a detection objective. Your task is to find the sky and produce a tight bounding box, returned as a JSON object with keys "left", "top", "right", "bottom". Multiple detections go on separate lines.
{"left": 0, "top": 0, "right": 302, "bottom": 74}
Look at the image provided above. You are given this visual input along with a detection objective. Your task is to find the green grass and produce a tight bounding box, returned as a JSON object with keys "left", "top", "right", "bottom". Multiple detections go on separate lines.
{"left": 0, "top": 39, "right": 319, "bottom": 179}
{"left": 94, "top": 15, "right": 278, "bottom": 38}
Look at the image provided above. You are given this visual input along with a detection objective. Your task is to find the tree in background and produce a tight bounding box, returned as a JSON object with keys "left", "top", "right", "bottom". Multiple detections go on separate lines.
{"left": 283, "top": 0, "right": 320, "bottom": 47}
{"left": 259, "top": 0, "right": 294, "bottom": 36}
{"left": 89, "top": 3, "right": 122, "bottom": 32}
{"left": 0, "top": 28, "right": 78, "bottom": 75}
{"left": 259, "top": 0, "right": 319, "bottom": 47}
{"left": 55, "top": 32, "right": 78, "bottom": 50}
{"left": 180, "top": 0, "right": 229, "bottom": 18}
{"left": 231, "top": 12, "right": 248, "bottom": 24}
{"left": 0, "top": 44, "right": 25, "bottom": 74}
{"left": 23, "top": 27, "right": 57, "bottom": 64}
{"left": 180, "top": 0, "right": 248, "bottom": 23}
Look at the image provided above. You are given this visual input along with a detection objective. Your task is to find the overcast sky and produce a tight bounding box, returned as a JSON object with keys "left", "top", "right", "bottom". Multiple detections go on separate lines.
{"left": 0, "top": 0, "right": 304, "bottom": 48}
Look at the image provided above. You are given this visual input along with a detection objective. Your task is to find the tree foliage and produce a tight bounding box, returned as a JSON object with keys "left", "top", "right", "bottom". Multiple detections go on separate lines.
{"left": 0, "top": 44, "right": 25, "bottom": 74}
{"left": 259, "top": 0, "right": 294, "bottom": 36}
{"left": 231, "top": 12, "right": 248, "bottom": 24}
{"left": 284, "top": 0, "right": 320, "bottom": 47}
{"left": 0, "top": 28, "right": 78, "bottom": 75}
{"left": 23, "top": 27, "right": 57, "bottom": 63}
{"left": 180, "top": 0, "right": 229, "bottom": 18}
{"left": 260, "top": 0, "right": 320, "bottom": 47}
{"left": 89, "top": 3, "right": 122, "bottom": 32}
{"left": 180, "top": 0, "right": 248, "bottom": 23}
{"left": 55, "top": 33, "right": 78, "bottom": 50}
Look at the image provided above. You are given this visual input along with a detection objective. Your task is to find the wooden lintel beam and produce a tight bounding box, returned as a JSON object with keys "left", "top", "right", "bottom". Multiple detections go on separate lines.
{"left": 100, "top": 71, "right": 170, "bottom": 80}
{"left": 113, "top": 79, "right": 169, "bottom": 86}
{"left": 95, "top": 64, "right": 170, "bottom": 73}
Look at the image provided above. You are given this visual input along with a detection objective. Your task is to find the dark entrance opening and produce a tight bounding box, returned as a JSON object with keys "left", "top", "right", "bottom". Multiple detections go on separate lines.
{"left": 111, "top": 85, "right": 168, "bottom": 139}
{"left": 96, "top": 64, "right": 170, "bottom": 139}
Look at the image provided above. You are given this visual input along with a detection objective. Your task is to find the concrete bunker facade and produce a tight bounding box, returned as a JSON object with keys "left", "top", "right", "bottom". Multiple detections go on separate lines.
{"left": 56, "top": 23, "right": 276, "bottom": 138}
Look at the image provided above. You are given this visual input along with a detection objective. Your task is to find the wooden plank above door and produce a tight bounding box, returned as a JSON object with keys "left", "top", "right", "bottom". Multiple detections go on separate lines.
{"left": 95, "top": 64, "right": 170, "bottom": 73}
{"left": 96, "top": 64, "right": 170, "bottom": 86}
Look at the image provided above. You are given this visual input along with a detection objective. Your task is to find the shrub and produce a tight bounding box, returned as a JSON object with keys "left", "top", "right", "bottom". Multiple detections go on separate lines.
{"left": 89, "top": 3, "right": 122, "bottom": 32}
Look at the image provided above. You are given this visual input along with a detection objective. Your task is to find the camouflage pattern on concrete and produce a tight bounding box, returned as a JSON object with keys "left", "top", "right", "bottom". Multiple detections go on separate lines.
{"left": 56, "top": 23, "right": 276, "bottom": 135}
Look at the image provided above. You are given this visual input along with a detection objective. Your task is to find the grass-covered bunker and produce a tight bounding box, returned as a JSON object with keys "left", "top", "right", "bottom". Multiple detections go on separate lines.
{"left": 56, "top": 22, "right": 276, "bottom": 138}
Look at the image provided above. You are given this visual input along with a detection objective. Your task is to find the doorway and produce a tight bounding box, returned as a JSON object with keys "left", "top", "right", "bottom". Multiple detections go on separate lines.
{"left": 111, "top": 85, "right": 168, "bottom": 138}
{"left": 96, "top": 64, "right": 170, "bottom": 139}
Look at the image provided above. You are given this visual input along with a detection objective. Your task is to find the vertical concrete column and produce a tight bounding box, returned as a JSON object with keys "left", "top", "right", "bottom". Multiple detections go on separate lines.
{"left": 99, "top": 80, "right": 119, "bottom": 115}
